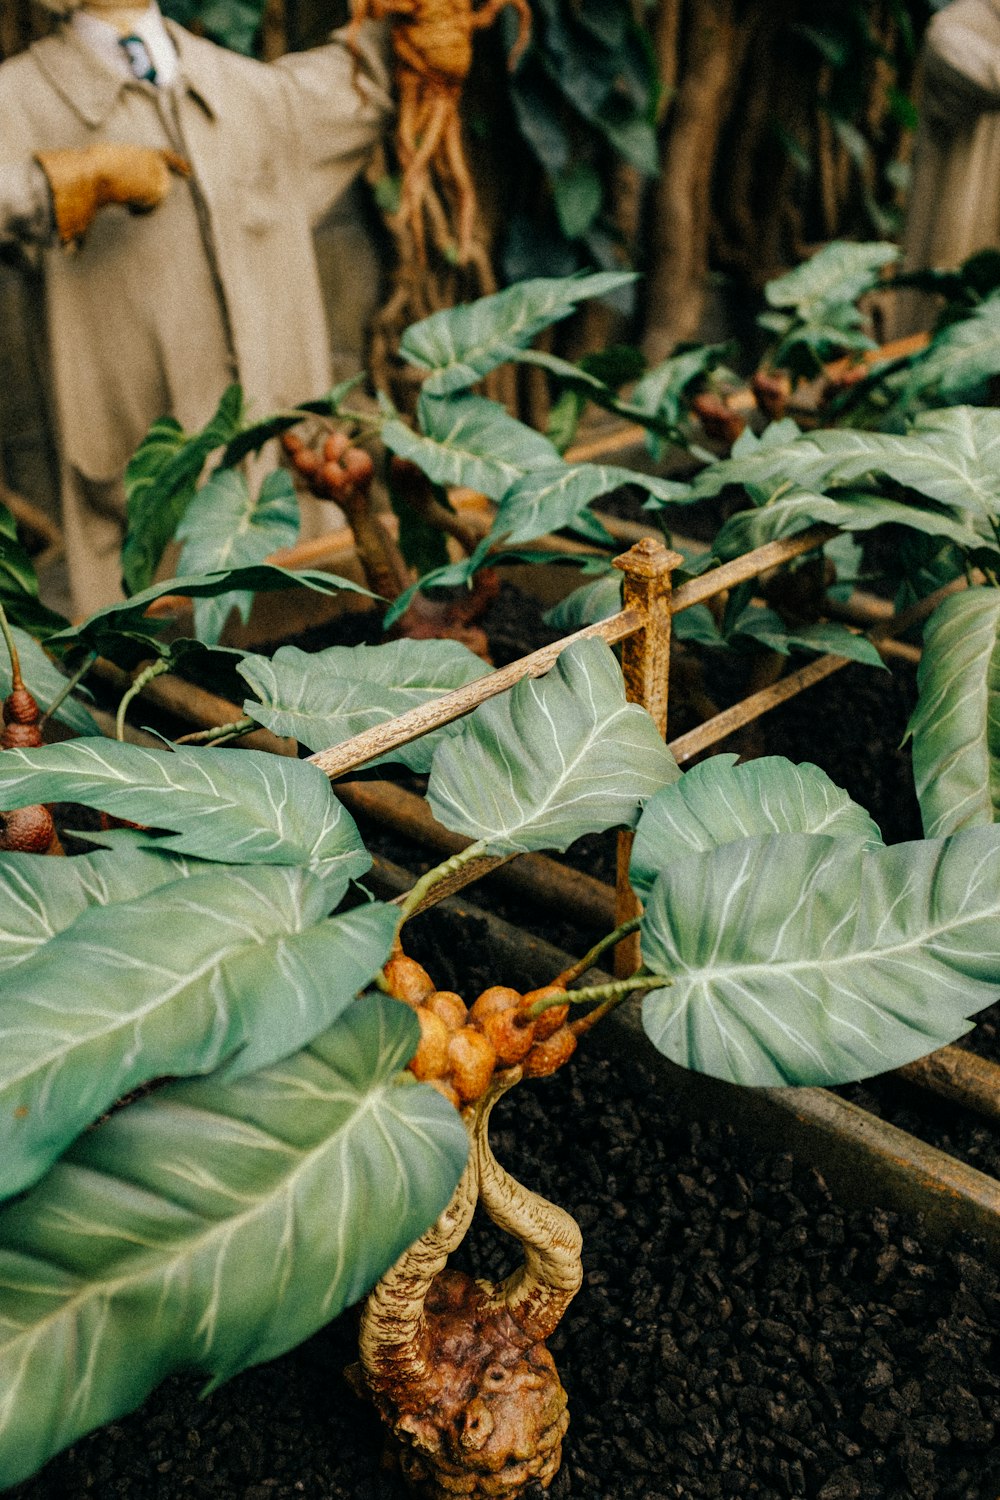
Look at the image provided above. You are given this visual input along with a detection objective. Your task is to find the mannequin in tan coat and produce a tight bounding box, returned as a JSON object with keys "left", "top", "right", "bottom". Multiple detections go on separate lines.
{"left": 893, "top": 0, "right": 1000, "bottom": 336}
{"left": 0, "top": 1, "right": 393, "bottom": 614}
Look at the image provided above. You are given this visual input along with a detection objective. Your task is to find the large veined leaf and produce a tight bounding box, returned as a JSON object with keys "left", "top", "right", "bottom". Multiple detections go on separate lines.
{"left": 122, "top": 385, "right": 245, "bottom": 595}
{"left": 629, "top": 344, "right": 732, "bottom": 431}
{"left": 684, "top": 435, "right": 855, "bottom": 504}
{"left": 630, "top": 754, "right": 883, "bottom": 897}
{"left": 43, "top": 566, "right": 375, "bottom": 671}
{"left": 0, "top": 846, "right": 201, "bottom": 973}
{"left": 400, "top": 272, "right": 636, "bottom": 396}
{"left": 640, "top": 826, "right": 1000, "bottom": 1087}
{"left": 0, "top": 740, "right": 369, "bottom": 877}
{"left": 488, "top": 463, "right": 689, "bottom": 549}
{"left": 764, "top": 240, "right": 899, "bottom": 317}
{"left": 805, "top": 408, "right": 1000, "bottom": 519}
{"left": 711, "top": 489, "right": 986, "bottom": 563}
{"left": 2, "top": 627, "right": 100, "bottom": 736}
{"left": 0, "top": 996, "right": 466, "bottom": 1488}
{"left": 892, "top": 291, "right": 1000, "bottom": 409}
{"left": 239, "top": 638, "right": 491, "bottom": 770}
{"left": 176, "top": 469, "right": 300, "bottom": 644}
{"left": 0, "top": 868, "right": 396, "bottom": 1199}
{"left": 907, "top": 588, "right": 1000, "bottom": 838}
{"left": 381, "top": 394, "right": 562, "bottom": 500}
{"left": 427, "top": 637, "right": 679, "bottom": 853}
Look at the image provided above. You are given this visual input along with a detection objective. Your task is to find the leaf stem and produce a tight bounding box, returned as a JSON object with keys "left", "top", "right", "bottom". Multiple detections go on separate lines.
{"left": 396, "top": 839, "right": 490, "bottom": 926}
{"left": 175, "top": 715, "right": 257, "bottom": 746}
{"left": 555, "top": 915, "right": 643, "bottom": 987}
{"left": 116, "top": 659, "right": 171, "bottom": 741}
{"left": 525, "top": 972, "right": 671, "bottom": 1020}
{"left": 0, "top": 600, "right": 23, "bottom": 690}
{"left": 40, "top": 650, "right": 99, "bottom": 727}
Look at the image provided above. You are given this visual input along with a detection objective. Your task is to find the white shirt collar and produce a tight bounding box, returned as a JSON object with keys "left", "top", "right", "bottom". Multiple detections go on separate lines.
{"left": 70, "top": 4, "right": 179, "bottom": 88}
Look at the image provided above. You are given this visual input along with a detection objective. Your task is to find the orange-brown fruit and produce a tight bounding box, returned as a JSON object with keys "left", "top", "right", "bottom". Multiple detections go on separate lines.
{"left": 383, "top": 954, "right": 436, "bottom": 1007}
{"left": 518, "top": 983, "right": 570, "bottom": 1042}
{"left": 2, "top": 686, "right": 43, "bottom": 750}
{"left": 425, "top": 990, "right": 468, "bottom": 1031}
{"left": 447, "top": 1026, "right": 497, "bottom": 1104}
{"left": 294, "top": 448, "right": 320, "bottom": 478}
{"left": 691, "top": 392, "right": 746, "bottom": 447}
{"left": 751, "top": 368, "right": 791, "bottom": 422}
{"left": 522, "top": 1025, "right": 577, "bottom": 1079}
{"left": 468, "top": 985, "right": 522, "bottom": 1027}
{"left": 408, "top": 1007, "right": 451, "bottom": 1081}
{"left": 0, "top": 804, "right": 60, "bottom": 855}
{"left": 281, "top": 430, "right": 304, "bottom": 455}
{"left": 479, "top": 1005, "right": 535, "bottom": 1067}
{"left": 342, "top": 447, "right": 375, "bottom": 490}
{"left": 323, "top": 432, "right": 350, "bottom": 463}
{"left": 319, "top": 461, "right": 351, "bottom": 499}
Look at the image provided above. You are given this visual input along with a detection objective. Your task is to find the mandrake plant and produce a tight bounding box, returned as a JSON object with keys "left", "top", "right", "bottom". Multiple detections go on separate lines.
{"left": 1, "top": 625, "right": 1000, "bottom": 1495}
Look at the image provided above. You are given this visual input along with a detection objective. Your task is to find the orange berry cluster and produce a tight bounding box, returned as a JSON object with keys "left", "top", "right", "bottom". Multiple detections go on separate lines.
{"left": 382, "top": 955, "right": 578, "bottom": 1110}
{"left": 0, "top": 683, "right": 62, "bottom": 854}
{"left": 281, "top": 429, "right": 375, "bottom": 502}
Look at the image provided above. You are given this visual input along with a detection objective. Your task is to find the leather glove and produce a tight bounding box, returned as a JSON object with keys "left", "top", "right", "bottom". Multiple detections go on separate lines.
{"left": 34, "top": 143, "right": 190, "bottom": 245}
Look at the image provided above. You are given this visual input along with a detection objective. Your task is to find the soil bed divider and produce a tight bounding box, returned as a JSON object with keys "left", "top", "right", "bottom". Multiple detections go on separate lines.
{"left": 110, "top": 533, "right": 1000, "bottom": 1236}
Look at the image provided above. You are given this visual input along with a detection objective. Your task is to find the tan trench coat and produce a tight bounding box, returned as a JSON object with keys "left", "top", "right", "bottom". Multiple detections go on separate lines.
{"left": 893, "top": 0, "right": 1000, "bottom": 336}
{"left": 0, "top": 20, "right": 393, "bottom": 613}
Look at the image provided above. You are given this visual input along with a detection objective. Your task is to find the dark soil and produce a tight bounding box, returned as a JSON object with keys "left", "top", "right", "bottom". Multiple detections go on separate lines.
{"left": 12, "top": 585, "right": 1000, "bottom": 1500}
{"left": 11, "top": 1013, "right": 1000, "bottom": 1500}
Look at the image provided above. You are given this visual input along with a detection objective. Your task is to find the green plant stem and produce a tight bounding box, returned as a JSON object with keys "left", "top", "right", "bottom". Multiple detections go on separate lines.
{"left": 526, "top": 972, "right": 671, "bottom": 1019}
{"left": 396, "top": 839, "right": 490, "bottom": 926}
{"left": 0, "top": 600, "right": 23, "bottom": 689}
{"left": 116, "top": 660, "right": 171, "bottom": 741}
{"left": 39, "top": 650, "right": 99, "bottom": 726}
{"left": 555, "top": 915, "right": 643, "bottom": 987}
{"left": 175, "top": 715, "right": 257, "bottom": 746}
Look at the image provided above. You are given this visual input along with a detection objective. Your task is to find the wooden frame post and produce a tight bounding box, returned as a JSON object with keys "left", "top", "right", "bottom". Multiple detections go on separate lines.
{"left": 612, "top": 539, "right": 683, "bottom": 977}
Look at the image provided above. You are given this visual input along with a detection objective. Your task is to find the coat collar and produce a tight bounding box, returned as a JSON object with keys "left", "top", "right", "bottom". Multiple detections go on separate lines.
{"left": 31, "top": 18, "right": 221, "bottom": 129}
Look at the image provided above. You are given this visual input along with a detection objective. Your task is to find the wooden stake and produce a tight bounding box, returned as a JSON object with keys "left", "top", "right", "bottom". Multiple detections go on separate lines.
{"left": 612, "top": 539, "right": 683, "bottom": 977}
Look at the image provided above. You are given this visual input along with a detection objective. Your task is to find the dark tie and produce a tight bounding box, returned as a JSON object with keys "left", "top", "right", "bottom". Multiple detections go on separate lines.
{"left": 119, "top": 34, "right": 157, "bottom": 84}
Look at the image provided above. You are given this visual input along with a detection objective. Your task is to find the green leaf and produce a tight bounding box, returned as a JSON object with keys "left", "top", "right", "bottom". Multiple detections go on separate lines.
{"left": 630, "top": 754, "right": 883, "bottom": 897}
{"left": 0, "top": 505, "right": 69, "bottom": 638}
{"left": 239, "top": 638, "right": 491, "bottom": 769}
{"left": 382, "top": 396, "right": 561, "bottom": 500}
{"left": 809, "top": 407, "right": 1000, "bottom": 519}
{"left": 0, "top": 870, "right": 396, "bottom": 1199}
{"left": 907, "top": 588, "right": 1000, "bottom": 838}
{"left": 176, "top": 469, "right": 301, "bottom": 644}
{"left": 730, "top": 607, "right": 887, "bottom": 669}
{"left": 427, "top": 637, "right": 679, "bottom": 853}
{"left": 0, "top": 740, "right": 369, "bottom": 877}
{"left": 401, "top": 273, "right": 636, "bottom": 398}
{"left": 43, "top": 566, "right": 375, "bottom": 671}
{"left": 543, "top": 571, "right": 622, "bottom": 630}
{"left": 552, "top": 164, "right": 603, "bottom": 239}
{"left": 711, "top": 490, "right": 986, "bottom": 563}
{"left": 121, "top": 386, "right": 245, "bottom": 596}
{"left": 630, "top": 344, "right": 731, "bottom": 431}
{"left": 0, "top": 846, "right": 201, "bottom": 973}
{"left": 641, "top": 825, "right": 1000, "bottom": 1086}
{"left": 764, "top": 241, "right": 900, "bottom": 318}
{"left": 490, "top": 463, "right": 687, "bottom": 549}
{"left": 0, "top": 996, "right": 467, "bottom": 1488}
{"left": 2, "top": 628, "right": 100, "bottom": 736}
{"left": 893, "top": 289, "right": 1000, "bottom": 408}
